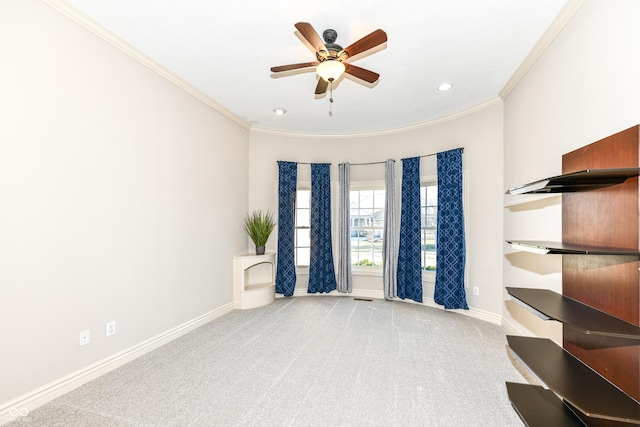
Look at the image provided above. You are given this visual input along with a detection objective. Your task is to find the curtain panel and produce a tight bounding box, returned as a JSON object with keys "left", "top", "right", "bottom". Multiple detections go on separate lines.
{"left": 275, "top": 161, "right": 297, "bottom": 296}
{"left": 337, "top": 162, "right": 352, "bottom": 293}
{"left": 396, "top": 156, "right": 423, "bottom": 303}
{"left": 434, "top": 148, "right": 468, "bottom": 309}
{"left": 308, "top": 163, "right": 338, "bottom": 294}
{"left": 383, "top": 159, "right": 398, "bottom": 300}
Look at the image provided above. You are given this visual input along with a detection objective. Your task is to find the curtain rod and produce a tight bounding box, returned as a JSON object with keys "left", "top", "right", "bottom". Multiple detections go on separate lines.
{"left": 278, "top": 147, "right": 464, "bottom": 166}
{"left": 351, "top": 147, "right": 464, "bottom": 165}
{"left": 408, "top": 146, "right": 464, "bottom": 160}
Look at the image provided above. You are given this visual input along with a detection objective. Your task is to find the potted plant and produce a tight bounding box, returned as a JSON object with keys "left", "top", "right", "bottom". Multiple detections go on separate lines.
{"left": 242, "top": 209, "right": 276, "bottom": 255}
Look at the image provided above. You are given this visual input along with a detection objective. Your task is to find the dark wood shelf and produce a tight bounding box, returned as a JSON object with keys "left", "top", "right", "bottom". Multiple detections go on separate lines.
{"left": 506, "top": 382, "right": 585, "bottom": 427}
{"left": 506, "top": 168, "right": 640, "bottom": 195}
{"left": 507, "top": 336, "right": 640, "bottom": 425}
{"left": 507, "top": 287, "right": 640, "bottom": 340}
{"left": 506, "top": 240, "right": 640, "bottom": 256}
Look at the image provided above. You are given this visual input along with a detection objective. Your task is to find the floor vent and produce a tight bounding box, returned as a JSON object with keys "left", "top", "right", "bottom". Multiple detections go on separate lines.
{"left": 353, "top": 297, "right": 373, "bottom": 302}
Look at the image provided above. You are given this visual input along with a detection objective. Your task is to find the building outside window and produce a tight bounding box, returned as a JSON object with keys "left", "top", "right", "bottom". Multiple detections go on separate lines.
{"left": 350, "top": 188, "right": 385, "bottom": 267}
{"left": 294, "top": 181, "right": 440, "bottom": 272}
{"left": 421, "top": 183, "right": 438, "bottom": 271}
{"left": 349, "top": 182, "right": 438, "bottom": 272}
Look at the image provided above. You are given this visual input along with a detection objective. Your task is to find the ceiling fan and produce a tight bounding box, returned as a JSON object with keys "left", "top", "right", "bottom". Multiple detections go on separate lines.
{"left": 271, "top": 22, "right": 387, "bottom": 96}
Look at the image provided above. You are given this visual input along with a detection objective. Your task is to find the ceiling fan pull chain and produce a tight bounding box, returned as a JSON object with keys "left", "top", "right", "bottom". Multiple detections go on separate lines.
{"left": 329, "top": 80, "right": 334, "bottom": 103}
{"left": 329, "top": 80, "right": 334, "bottom": 116}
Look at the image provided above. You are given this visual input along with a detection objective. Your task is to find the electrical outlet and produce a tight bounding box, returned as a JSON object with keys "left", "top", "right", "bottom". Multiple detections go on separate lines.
{"left": 472, "top": 286, "right": 480, "bottom": 296}
{"left": 79, "top": 330, "right": 90, "bottom": 346}
{"left": 106, "top": 321, "right": 116, "bottom": 337}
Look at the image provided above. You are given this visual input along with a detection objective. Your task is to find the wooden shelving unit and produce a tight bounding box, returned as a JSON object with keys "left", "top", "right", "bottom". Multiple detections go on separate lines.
{"left": 505, "top": 125, "right": 640, "bottom": 426}
{"left": 505, "top": 168, "right": 640, "bottom": 195}
{"left": 506, "top": 240, "right": 640, "bottom": 256}
{"left": 507, "top": 287, "right": 640, "bottom": 340}
{"left": 506, "top": 382, "right": 585, "bottom": 427}
{"left": 508, "top": 336, "right": 640, "bottom": 425}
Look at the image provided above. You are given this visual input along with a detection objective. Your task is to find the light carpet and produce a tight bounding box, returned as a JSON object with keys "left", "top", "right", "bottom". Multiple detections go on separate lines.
{"left": 8, "top": 296, "right": 527, "bottom": 426}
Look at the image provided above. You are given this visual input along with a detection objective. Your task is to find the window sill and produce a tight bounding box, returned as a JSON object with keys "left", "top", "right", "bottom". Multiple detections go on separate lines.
{"left": 352, "top": 267, "right": 436, "bottom": 283}
{"left": 296, "top": 266, "right": 435, "bottom": 283}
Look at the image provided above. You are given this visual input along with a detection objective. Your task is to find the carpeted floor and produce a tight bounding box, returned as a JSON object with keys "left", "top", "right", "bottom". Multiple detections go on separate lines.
{"left": 8, "top": 296, "right": 527, "bottom": 426}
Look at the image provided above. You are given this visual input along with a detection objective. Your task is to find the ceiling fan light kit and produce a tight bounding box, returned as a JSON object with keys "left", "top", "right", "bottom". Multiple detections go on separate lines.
{"left": 271, "top": 22, "right": 387, "bottom": 98}
{"left": 316, "top": 60, "right": 345, "bottom": 82}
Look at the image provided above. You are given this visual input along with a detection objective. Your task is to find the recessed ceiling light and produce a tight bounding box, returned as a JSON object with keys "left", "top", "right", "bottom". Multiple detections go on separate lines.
{"left": 437, "top": 83, "right": 453, "bottom": 91}
{"left": 273, "top": 108, "right": 287, "bottom": 115}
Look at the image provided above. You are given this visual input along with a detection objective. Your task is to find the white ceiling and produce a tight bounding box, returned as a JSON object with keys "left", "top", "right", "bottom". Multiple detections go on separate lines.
{"left": 57, "top": 0, "right": 570, "bottom": 136}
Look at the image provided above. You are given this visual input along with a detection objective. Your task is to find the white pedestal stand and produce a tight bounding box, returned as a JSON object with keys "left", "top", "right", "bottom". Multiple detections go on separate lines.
{"left": 233, "top": 253, "right": 276, "bottom": 309}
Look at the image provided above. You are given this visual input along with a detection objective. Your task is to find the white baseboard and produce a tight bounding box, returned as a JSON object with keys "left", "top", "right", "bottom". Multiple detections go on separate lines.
{"left": 0, "top": 302, "right": 234, "bottom": 426}
{"left": 421, "top": 297, "right": 503, "bottom": 325}
{"left": 284, "top": 287, "right": 385, "bottom": 300}
{"left": 501, "top": 316, "right": 524, "bottom": 336}
{"left": 279, "top": 288, "right": 503, "bottom": 325}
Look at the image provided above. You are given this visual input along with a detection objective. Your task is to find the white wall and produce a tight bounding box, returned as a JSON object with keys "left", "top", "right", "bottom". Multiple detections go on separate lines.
{"left": 8, "top": 0, "right": 637, "bottom": 417}
{"left": 503, "top": 0, "right": 640, "bottom": 342}
{"left": 248, "top": 102, "right": 505, "bottom": 318}
{"left": 0, "top": 0, "right": 248, "bottom": 410}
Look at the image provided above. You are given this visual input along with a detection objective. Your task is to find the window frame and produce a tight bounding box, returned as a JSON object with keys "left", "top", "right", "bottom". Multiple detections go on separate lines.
{"left": 419, "top": 171, "right": 469, "bottom": 285}
{"left": 420, "top": 175, "right": 438, "bottom": 283}
{"left": 277, "top": 171, "right": 467, "bottom": 284}
{"left": 349, "top": 180, "right": 386, "bottom": 275}
{"left": 294, "top": 184, "right": 311, "bottom": 268}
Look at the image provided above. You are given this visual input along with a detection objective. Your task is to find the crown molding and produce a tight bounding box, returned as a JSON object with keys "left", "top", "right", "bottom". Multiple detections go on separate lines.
{"left": 42, "top": 0, "right": 579, "bottom": 139}
{"left": 499, "top": 0, "right": 584, "bottom": 100}
{"left": 249, "top": 97, "right": 503, "bottom": 139}
{"left": 42, "top": 0, "right": 251, "bottom": 131}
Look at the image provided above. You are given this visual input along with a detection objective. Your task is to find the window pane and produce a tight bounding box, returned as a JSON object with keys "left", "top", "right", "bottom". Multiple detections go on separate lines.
{"left": 297, "top": 190, "right": 310, "bottom": 207}
{"left": 350, "top": 188, "right": 385, "bottom": 267}
{"left": 294, "top": 189, "right": 311, "bottom": 267}
{"left": 374, "top": 189, "right": 385, "bottom": 208}
{"left": 421, "top": 184, "right": 437, "bottom": 271}
{"left": 421, "top": 207, "right": 427, "bottom": 228}
{"left": 296, "top": 228, "right": 310, "bottom": 247}
{"left": 426, "top": 185, "right": 438, "bottom": 205}
{"left": 372, "top": 237, "right": 383, "bottom": 266}
{"left": 425, "top": 206, "right": 437, "bottom": 229}
{"left": 359, "top": 191, "right": 373, "bottom": 209}
{"left": 296, "top": 247, "right": 310, "bottom": 266}
{"left": 296, "top": 208, "right": 310, "bottom": 227}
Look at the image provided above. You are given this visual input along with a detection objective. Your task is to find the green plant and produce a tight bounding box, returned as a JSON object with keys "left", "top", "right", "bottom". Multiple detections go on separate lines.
{"left": 242, "top": 209, "right": 276, "bottom": 247}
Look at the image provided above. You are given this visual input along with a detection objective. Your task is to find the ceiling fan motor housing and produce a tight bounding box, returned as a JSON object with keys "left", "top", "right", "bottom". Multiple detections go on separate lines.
{"left": 322, "top": 29, "right": 343, "bottom": 54}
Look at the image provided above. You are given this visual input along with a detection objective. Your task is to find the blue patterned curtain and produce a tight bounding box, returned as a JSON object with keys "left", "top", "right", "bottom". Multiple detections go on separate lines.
{"left": 396, "top": 157, "right": 422, "bottom": 303}
{"left": 434, "top": 148, "right": 468, "bottom": 309}
{"left": 308, "top": 163, "right": 337, "bottom": 294}
{"left": 275, "top": 161, "right": 297, "bottom": 296}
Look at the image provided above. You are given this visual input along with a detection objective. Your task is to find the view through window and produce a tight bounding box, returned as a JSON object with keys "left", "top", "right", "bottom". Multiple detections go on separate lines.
{"left": 350, "top": 189, "right": 385, "bottom": 267}
{"left": 294, "top": 183, "right": 438, "bottom": 271}
{"left": 294, "top": 189, "right": 310, "bottom": 266}
{"left": 421, "top": 183, "right": 438, "bottom": 271}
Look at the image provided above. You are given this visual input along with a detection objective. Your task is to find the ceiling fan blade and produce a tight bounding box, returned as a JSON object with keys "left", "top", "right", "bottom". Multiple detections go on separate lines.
{"left": 344, "top": 63, "right": 380, "bottom": 83}
{"left": 315, "top": 79, "right": 328, "bottom": 95}
{"left": 295, "top": 22, "right": 328, "bottom": 54}
{"left": 342, "top": 29, "right": 387, "bottom": 58}
{"left": 271, "top": 62, "right": 318, "bottom": 73}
